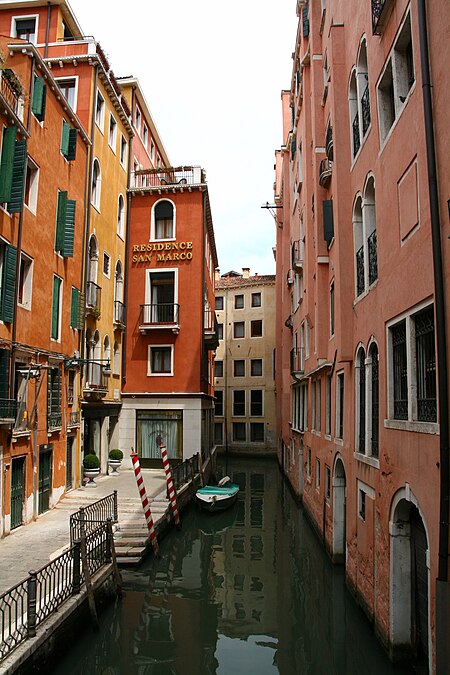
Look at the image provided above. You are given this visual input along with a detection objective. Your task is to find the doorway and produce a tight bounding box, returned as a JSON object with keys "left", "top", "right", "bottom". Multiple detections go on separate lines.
{"left": 38, "top": 448, "right": 52, "bottom": 514}
{"left": 66, "top": 437, "right": 74, "bottom": 490}
{"left": 332, "top": 457, "right": 346, "bottom": 563}
{"left": 10, "top": 456, "right": 25, "bottom": 529}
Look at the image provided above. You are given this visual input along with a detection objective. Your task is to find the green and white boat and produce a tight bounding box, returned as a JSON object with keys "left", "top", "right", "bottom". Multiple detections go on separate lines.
{"left": 196, "top": 476, "right": 239, "bottom": 512}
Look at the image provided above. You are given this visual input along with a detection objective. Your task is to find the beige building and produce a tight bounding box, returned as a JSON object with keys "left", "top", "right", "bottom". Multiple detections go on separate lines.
{"left": 214, "top": 269, "right": 276, "bottom": 454}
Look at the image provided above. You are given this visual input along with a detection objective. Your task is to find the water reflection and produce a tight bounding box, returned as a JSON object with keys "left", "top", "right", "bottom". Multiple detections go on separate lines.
{"left": 51, "top": 458, "right": 409, "bottom": 675}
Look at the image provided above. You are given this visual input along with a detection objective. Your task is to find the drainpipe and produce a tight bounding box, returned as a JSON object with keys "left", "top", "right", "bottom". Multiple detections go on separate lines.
{"left": 417, "top": 1, "right": 450, "bottom": 672}
{"left": 122, "top": 85, "right": 135, "bottom": 384}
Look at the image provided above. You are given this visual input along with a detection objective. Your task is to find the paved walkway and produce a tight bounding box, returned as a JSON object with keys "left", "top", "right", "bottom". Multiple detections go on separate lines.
{"left": 0, "top": 468, "right": 167, "bottom": 595}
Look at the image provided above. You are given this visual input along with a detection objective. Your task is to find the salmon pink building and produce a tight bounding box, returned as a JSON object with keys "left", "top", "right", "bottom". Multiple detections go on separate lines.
{"left": 120, "top": 166, "right": 218, "bottom": 468}
{"left": 274, "top": 0, "right": 449, "bottom": 672}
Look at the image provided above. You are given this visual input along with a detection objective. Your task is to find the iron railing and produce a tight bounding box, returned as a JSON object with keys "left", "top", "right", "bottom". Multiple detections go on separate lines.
{"left": 319, "top": 158, "right": 332, "bottom": 187}
{"left": 352, "top": 113, "right": 361, "bottom": 157}
{"left": 139, "top": 303, "right": 180, "bottom": 327}
{"left": 371, "top": 349, "right": 379, "bottom": 457}
{"left": 86, "top": 282, "right": 101, "bottom": 315}
{"left": 132, "top": 166, "right": 205, "bottom": 189}
{"left": 0, "top": 399, "right": 17, "bottom": 420}
{"left": 84, "top": 363, "right": 109, "bottom": 392}
{"left": 114, "top": 300, "right": 125, "bottom": 326}
{"left": 392, "top": 321, "right": 408, "bottom": 420}
{"left": 368, "top": 230, "right": 378, "bottom": 285}
{"left": 0, "top": 69, "right": 22, "bottom": 117}
{"left": 415, "top": 307, "right": 436, "bottom": 422}
{"left": 68, "top": 411, "right": 80, "bottom": 427}
{"left": 47, "top": 412, "right": 62, "bottom": 431}
{"left": 0, "top": 521, "right": 112, "bottom": 661}
{"left": 171, "top": 454, "right": 200, "bottom": 491}
{"left": 70, "top": 491, "right": 118, "bottom": 545}
{"left": 361, "top": 85, "right": 371, "bottom": 136}
{"left": 372, "top": 0, "right": 392, "bottom": 34}
{"left": 356, "top": 245, "right": 365, "bottom": 296}
{"left": 325, "top": 124, "right": 333, "bottom": 160}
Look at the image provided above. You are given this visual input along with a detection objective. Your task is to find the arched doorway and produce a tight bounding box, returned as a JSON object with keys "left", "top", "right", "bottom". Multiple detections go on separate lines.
{"left": 390, "top": 494, "right": 429, "bottom": 669}
{"left": 332, "top": 457, "right": 346, "bottom": 563}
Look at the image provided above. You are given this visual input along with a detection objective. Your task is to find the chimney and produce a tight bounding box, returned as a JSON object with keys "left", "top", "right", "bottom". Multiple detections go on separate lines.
{"left": 215, "top": 268, "right": 220, "bottom": 282}
{"left": 242, "top": 267, "right": 250, "bottom": 279}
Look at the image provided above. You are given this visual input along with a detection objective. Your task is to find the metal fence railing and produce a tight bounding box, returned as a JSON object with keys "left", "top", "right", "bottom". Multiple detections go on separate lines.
{"left": 70, "top": 491, "right": 118, "bottom": 545}
{"left": 0, "top": 521, "right": 112, "bottom": 662}
{"left": 171, "top": 453, "right": 200, "bottom": 491}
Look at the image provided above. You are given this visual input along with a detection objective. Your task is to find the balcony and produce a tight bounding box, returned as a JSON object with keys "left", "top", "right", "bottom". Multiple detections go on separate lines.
{"left": 83, "top": 363, "right": 109, "bottom": 400}
{"left": 68, "top": 411, "right": 81, "bottom": 428}
{"left": 319, "top": 158, "right": 332, "bottom": 188}
{"left": 372, "top": 0, "right": 394, "bottom": 35}
{"left": 132, "top": 166, "right": 206, "bottom": 191}
{"left": 0, "top": 398, "right": 17, "bottom": 425}
{"left": 0, "top": 69, "right": 24, "bottom": 120}
{"left": 139, "top": 303, "right": 180, "bottom": 334}
{"left": 86, "top": 282, "right": 101, "bottom": 318}
{"left": 292, "top": 241, "right": 304, "bottom": 273}
{"left": 47, "top": 412, "right": 62, "bottom": 432}
{"left": 114, "top": 300, "right": 125, "bottom": 329}
{"left": 325, "top": 125, "right": 333, "bottom": 161}
{"left": 204, "top": 309, "right": 219, "bottom": 351}
{"left": 290, "top": 348, "right": 305, "bottom": 378}
{"left": 368, "top": 230, "right": 378, "bottom": 285}
{"left": 356, "top": 245, "right": 365, "bottom": 297}
{"left": 361, "top": 85, "right": 371, "bottom": 136}
{"left": 352, "top": 113, "right": 361, "bottom": 157}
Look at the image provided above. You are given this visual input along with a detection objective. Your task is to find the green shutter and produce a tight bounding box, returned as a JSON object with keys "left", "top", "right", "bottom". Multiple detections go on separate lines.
{"left": 70, "top": 287, "right": 79, "bottom": 328}
{"left": 323, "top": 199, "right": 334, "bottom": 246}
{"left": 0, "top": 126, "right": 17, "bottom": 203}
{"left": 47, "top": 367, "right": 61, "bottom": 415}
{"left": 1, "top": 244, "right": 17, "bottom": 323}
{"left": 0, "top": 348, "right": 10, "bottom": 399}
{"left": 32, "top": 76, "right": 46, "bottom": 122}
{"left": 67, "top": 128, "right": 77, "bottom": 161}
{"left": 78, "top": 291, "right": 85, "bottom": 329}
{"left": 51, "top": 276, "right": 61, "bottom": 339}
{"left": 55, "top": 191, "right": 67, "bottom": 252}
{"left": 7, "top": 139, "right": 27, "bottom": 213}
{"left": 61, "top": 120, "right": 70, "bottom": 156}
{"left": 62, "top": 199, "right": 75, "bottom": 257}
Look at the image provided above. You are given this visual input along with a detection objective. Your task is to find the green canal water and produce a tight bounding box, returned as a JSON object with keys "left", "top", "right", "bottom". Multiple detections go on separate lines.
{"left": 51, "top": 458, "right": 410, "bottom": 675}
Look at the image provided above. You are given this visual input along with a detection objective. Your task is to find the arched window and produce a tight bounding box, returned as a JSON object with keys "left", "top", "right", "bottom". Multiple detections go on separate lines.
{"left": 369, "top": 342, "right": 379, "bottom": 458}
{"left": 113, "top": 340, "right": 120, "bottom": 375}
{"left": 103, "top": 335, "right": 110, "bottom": 368}
{"left": 152, "top": 199, "right": 174, "bottom": 240}
{"left": 363, "top": 176, "right": 377, "bottom": 286}
{"left": 117, "top": 194, "right": 125, "bottom": 238}
{"left": 87, "top": 235, "right": 99, "bottom": 310}
{"left": 114, "top": 261, "right": 124, "bottom": 325}
{"left": 349, "top": 70, "right": 359, "bottom": 157}
{"left": 349, "top": 39, "right": 371, "bottom": 159}
{"left": 353, "top": 196, "right": 364, "bottom": 297}
{"left": 356, "top": 347, "right": 366, "bottom": 454}
{"left": 91, "top": 158, "right": 101, "bottom": 209}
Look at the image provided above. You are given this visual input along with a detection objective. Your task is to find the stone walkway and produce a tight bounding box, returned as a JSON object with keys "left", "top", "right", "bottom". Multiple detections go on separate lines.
{"left": 0, "top": 468, "right": 168, "bottom": 595}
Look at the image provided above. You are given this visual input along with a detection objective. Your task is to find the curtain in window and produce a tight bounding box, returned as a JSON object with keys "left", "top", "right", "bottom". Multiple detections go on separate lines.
{"left": 137, "top": 411, "right": 182, "bottom": 459}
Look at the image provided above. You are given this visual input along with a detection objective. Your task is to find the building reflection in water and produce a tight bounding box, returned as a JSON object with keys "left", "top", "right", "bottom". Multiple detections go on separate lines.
{"left": 51, "top": 458, "right": 410, "bottom": 675}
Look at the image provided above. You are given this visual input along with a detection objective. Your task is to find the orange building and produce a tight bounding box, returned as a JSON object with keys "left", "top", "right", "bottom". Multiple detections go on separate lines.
{"left": 274, "top": 0, "right": 449, "bottom": 672}
{"left": 120, "top": 166, "right": 218, "bottom": 468}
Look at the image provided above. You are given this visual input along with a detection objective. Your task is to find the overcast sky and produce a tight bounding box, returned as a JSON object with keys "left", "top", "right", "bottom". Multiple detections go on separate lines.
{"left": 72, "top": 0, "right": 297, "bottom": 276}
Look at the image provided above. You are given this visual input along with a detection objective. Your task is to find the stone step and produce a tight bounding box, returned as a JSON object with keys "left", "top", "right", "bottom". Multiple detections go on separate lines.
{"left": 116, "top": 546, "right": 147, "bottom": 557}
{"left": 116, "top": 556, "right": 142, "bottom": 566}
{"left": 115, "top": 537, "right": 148, "bottom": 546}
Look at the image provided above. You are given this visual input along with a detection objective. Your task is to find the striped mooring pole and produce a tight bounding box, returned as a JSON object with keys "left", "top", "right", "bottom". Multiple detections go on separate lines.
{"left": 131, "top": 450, "right": 160, "bottom": 559}
{"left": 158, "top": 439, "right": 181, "bottom": 529}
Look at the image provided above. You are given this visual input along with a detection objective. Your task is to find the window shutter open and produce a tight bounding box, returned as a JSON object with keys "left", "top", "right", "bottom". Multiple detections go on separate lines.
{"left": 67, "top": 128, "right": 77, "bottom": 161}
{"left": 70, "top": 287, "right": 79, "bottom": 328}
{"left": 78, "top": 291, "right": 85, "bottom": 329}
{"left": 8, "top": 139, "right": 27, "bottom": 213}
{"left": 1, "top": 244, "right": 17, "bottom": 323}
{"left": 0, "top": 126, "right": 17, "bottom": 203}
{"left": 51, "top": 276, "right": 61, "bottom": 339}
{"left": 61, "top": 120, "right": 70, "bottom": 156}
{"left": 32, "top": 76, "right": 47, "bottom": 122}
{"left": 62, "top": 199, "right": 75, "bottom": 257}
{"left": 323, "top": 199, "right": 334, "bottom": 246}
{"left": 0, "top": 348, "right": 10, "bottom": 400}
{"left": 55, "top": 191, "right": 67, "bottom": 253}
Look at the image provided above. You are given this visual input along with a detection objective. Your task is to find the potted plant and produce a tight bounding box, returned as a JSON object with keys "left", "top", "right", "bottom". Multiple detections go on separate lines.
{"left": 108, "top": 448, "right": 123, "bottom": 474}
{"left": 83, "top": 453, "right": 100, "bottom": 487}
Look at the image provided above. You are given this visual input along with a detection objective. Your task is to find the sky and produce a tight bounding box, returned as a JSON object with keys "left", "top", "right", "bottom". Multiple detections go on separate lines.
{"left": 72, "top": 0, "right": 297, "bottom": 276}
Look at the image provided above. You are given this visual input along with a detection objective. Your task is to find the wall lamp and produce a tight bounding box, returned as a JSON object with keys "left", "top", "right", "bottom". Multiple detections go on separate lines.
{"left": 64, "top": 357, "right": 111, "bottom": 376}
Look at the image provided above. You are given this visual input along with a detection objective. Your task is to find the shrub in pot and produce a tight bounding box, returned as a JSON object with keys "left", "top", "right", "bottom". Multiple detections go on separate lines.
{"left": 83, "top": 453, "right": 100, "bottom": 487}
{"left": 108, "top": 448, "right": 123, "bottom": 474}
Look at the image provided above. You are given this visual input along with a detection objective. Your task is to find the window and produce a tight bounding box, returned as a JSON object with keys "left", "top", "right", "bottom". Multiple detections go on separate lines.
{"left": 61, "top": 120, "right": 77, "bottom": 161}
{"left": 150, "top": 139, "right": 155, "bottom": 163}
{"left": 108, "top": 114, "right": 117, "bottom": 150}
{"left": 251, "top": 359, "right": 263, "bottom": 377}
{"left": 233, "top": 322, "right": 245, "bottom": 339}
{"left": 142, "top": 124, "right": 148, "bottom": 147}
{"left": 148, "top": 345, "right": 173, "bottom": 375}
{"left": 349, "top": 40, "right": 371, "bottom": 159}
{"left": 153, "top": 200, "right": 174, "bottom": 239}
{"left": 55, "top": 191, "right": 76, "bottom": 257}
{"left": 250, "top": 390, "right": 263, "bottom": 416}
{"left": 103, "top": 251, "right": 110, "bottom": 278}
{"left": 325, "top": 374, "right": 332, "bottom": 436}
{"left": 117, "top": 194, "right": 125, "bottom": 238}
{"left": 31, "top": 75, "right": 46, "bottom": 122}
{"left": 55, "top": 78, "right": 77, "bottom": 112}
{"left": 0, "top": 126, "right": 27, "bottom": 214}
{"left": 215, "top": 296, "right": 223, "bottom": 310}
{"left": 91, "top": 159, "right": 101, "bottom": 209}
{"left": 233, "top": 390, "right": 245, "bottom": 417}
{"left": 233, "top": 422, "right": 246, "bottom": 442}
{"left": 135, "top": 106, "right": 141, "bottom": 133}
{"left": 251, "top": 292, "right": 261, "bottom": 308}
{"left": 325, "top": 466, "right": 331, "bottom": 501}
{"left": 47, "top": 366, "right": 61, "bottom": 430}
{"left": 306, "top": 447, "right": 311, "bottom": 480}
{"left": 356, "top": 347, "right": 366, "bottom": 453}
{"left": 217, "top": 323, "right": 224, "bottom": 340}
{"left": 377, "top": 13, "right": 414, "bottom": 144}
{"left": 70, "top": 287, "right": 80, "bottom": 329}
{"left": 369, "top": 343, "right": 379, "bottom": 457}
{"left": 18, "top": 253, "right": 32, "bottom": 309}
{"left": 214, "top": 422, "right": 223, "bottom": 445}
{"left": 250, "top": 423, "right": 264, "bottom": 443}
{"left": 316, "top": 379, "right": 321, "bottom": 432}
{"left": 113, "top": 341, "right": 120, "bottom": 376}
{"left": 146, "top": 269, "right": 177, "bottom": 324}
{"left": 312, "top": 381, "right": 316, "bottom": 430}
{"left": 359, "top": 490, "right": 366, "bottom": 520}
{"left": 95, "top": 91, "right": 105, "bottom": 129}
{"left": 235, "top": 294, "right": 244, "bottom": 309}
{"left": 13, "top": 16, "right": 37, "bottom": 42}
{"left": 120, "top": 135, "right": 127, "bottom": 167}
{"left": 336, "top": 371, "right": 344, "bottom": 439}
{"left": 392, "top": 320, "right": 407, "bottom": 420}
{"left": 68, "top": 370, "right": 75, "bottom": 405}
{"left": 214, "top": 360, "right": 223, "bottom": 378}
{"left": 215, "top": 390, "right": 224, "bottom": 416}
{"left": 24, "top": 158, "right": 39, "bottom": 213}
{"left": 330, "top": 281, "right": 335, "bottom": 336}
{"left": 354, "top": 178, "right": 378, "bottom": 299}
{"left": 251, "top": 320, "right": 263, "bottom": 337}
{"left": 316, "top": 459, "right": 321, "bottom": 489}
{"left": 51, "top": 275, "right": 62, "bottom": 340}
{"left": 233, "top": 360, "right": 245, "bottom": 377}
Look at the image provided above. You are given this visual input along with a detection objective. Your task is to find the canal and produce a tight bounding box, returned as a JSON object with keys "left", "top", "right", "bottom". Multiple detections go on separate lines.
{"left": 52, "top": 457, "right": 410, "bottom": 674}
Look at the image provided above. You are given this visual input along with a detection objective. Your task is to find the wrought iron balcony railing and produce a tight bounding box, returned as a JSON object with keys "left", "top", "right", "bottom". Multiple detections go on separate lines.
{"left": 372, "top": 0, "right": 394, "bottom": 35}
{"left": 325, "top": 125, "right": 333, "bottom": 160}
{"left": 139, "top": 303, "right": 180, "bottom": 330}
{"left": 356, "top": 245, "right": 365, "bottom": 297}
{"left": 47, "top": 412, "right": 62, "bottom": 431}
{"left": 368, "top": 230, "right": 378, "bottom": 286}
{"left": 319, "top": 158, "right": 332, "bottom": 188}
{"left": 0, "top": 69, "right": 23, "bottom": 119}
{"left": 203, "top": 309, "right": 219, "bottom": 350}
{"left": 290, "top": 347, "right": 305, "bottom": 375}
{"left": 114, "top": 300, "right": 125, "bottom": 326}
{"left": 132, "top": 166, "right": 206, "bottom": 190}
{"left": 361, "top": 85, "right": 371, "bottom": 136}
{"left": 352, "top": 113, "right": 361, "bottom": 157}
{"left": 84, "top": 363, "right": 109, "bottom": 393}
{"left": 86, "top": 282, "right": 101, "bottom": 317}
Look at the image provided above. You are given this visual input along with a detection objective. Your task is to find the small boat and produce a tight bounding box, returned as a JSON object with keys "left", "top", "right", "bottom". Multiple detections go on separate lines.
{"left": 196, "top": 476, "right": 239, "bottom": 512}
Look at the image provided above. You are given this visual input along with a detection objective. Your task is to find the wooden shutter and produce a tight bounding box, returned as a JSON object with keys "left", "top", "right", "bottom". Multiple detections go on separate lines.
{"left": 32, "top": 76, "right": 47, "bottom": 122}
{"left": 62, "top": 199, "right": 75, "bottom": 257}
{"left": 323, "top": 199, "right": 334, "bottom": 246}
{"left": 0, "top": 126, "right": 17, "bottom": 203}
{"left": 61, "top": 120, "right": 70, "bottom": 156}
{"left": 51, "top": 276, "right": 61, "bottom": 339}
{"left": 47, "top": 367, "right": 61, "bottom": 414}
{"left": 0, "top": 348, "right": 10, "bottom": 400}
{"left": 8, "top": 139, "right": 27, "bottom": 213}
{"left": 55, "top": 191, "right": 67, "bottom": 252}
{"left": 1, "top": 244, "right": 17, "bottom": 323}
{"left": 70, "top": 287, "right": 79, "bottom": 328}
{"left": 67, "top": 128, "right": 77, "bottom": 161}
{"left": 78, "top": 291, "right": 85, "bottom": 329}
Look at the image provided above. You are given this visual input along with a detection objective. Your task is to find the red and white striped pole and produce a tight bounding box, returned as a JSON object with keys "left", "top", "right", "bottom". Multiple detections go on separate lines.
{"left": 131, "top": 450, "right": 160, "bottom": 559}
{"left": 158, "top": 439, "right": 181, "bottom": 529}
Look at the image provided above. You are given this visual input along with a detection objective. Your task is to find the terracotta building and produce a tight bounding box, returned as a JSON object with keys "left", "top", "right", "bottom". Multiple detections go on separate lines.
{"left": 119, "top": 165, "right": 218, "bottom": 468}
{"left": 214, "top": 269, "right": 276, "bottom": 454}
{"left": 274, "top": 0, "right": 449, "bottom": 672}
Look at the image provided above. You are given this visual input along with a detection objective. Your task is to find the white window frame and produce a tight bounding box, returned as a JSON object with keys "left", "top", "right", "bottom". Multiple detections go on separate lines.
{"left": 117, "top": 194, "right": 125, "bottom": 239}
{"left": 51, "top": 275, "right": 63, "bottom": 342}
{"left": 315, "top": 458, "right": 321, "bottom": 490}
{"left": 148, "top": 344, "right": 174, "bottom": 376}
{"left": 336, "top": 370, "right": 344, "bottom": 440}
{"left": 18, "top": 252, "right": 33, "bottom": 310}
{"left": 250, "top": 388, "right": 264, "bottom": 417}
{"left": 95, "top": 90, "right": 105, "bottom": 131}
{"left": 120, "top": 135, "right": 127, "bottom": 168}
{"left": 151, "top": 198, "right": 176, "bottom": 241}
{"left": 91, "top": 158, "right": 101, "bottom": 210}
{"left": 54, "top": 76, "right": 78, "bottom": 113}
{"left": 108, "top": 113, "right": 117, "bottom": 151}
{"left": 103, "top": 251, "right": 111, "bottom": 279}
{"left": 232, "top": 389, "right": 246, "bottom": 417}
{"left": 135, "top": 105, "right": 141, "bottom": 134}
{"left": 11, "top": 14, "right": 39, "bottom": 43}
{"left": 24, "top": 157, "right": 39, "bottom": 214}
{"left": 145, "top": 267, "right": 178, "bottom": 321}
